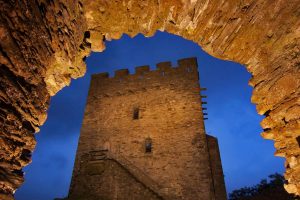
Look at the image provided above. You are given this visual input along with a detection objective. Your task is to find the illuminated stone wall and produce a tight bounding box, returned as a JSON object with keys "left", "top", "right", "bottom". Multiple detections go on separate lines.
{"left": 0, "top": 1, "right": 299, "bottom": 199}
{"left": 68, "top": 58, "right": 226, "bottom": 200}
{"left": 207, "top": 135, "right": 228, "bottom": 200}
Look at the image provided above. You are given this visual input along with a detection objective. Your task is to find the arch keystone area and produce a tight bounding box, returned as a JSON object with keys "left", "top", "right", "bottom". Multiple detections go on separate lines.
{"left": 0, "top": 0, "right": 299, "bottom": 199}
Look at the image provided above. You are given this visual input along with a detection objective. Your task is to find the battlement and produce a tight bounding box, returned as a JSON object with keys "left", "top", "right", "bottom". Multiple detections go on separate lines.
{"left": 70, "top": 56, "right": 227, "bottom": 200}
{"left": 92, "top": 57, "right": 199, "bottom": 80}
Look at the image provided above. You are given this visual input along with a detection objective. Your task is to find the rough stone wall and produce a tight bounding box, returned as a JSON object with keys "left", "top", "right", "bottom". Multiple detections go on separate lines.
{"left": 0, "top": 0, "right": 299, "bottom": 199}
{"left": 69, "top": 58, "right": 225, "bottom": 199}
{"left": 0, "top": 1, "right": 87, "bottom": 199}
{"left": 69, "top": 158, "right": 162, "bottom": 200}
{"left": 207, "top": 135, "right": 227, "bottom": 200}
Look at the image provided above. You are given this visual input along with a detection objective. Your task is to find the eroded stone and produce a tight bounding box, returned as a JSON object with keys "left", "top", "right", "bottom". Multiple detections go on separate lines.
{"left": 0, "top": 0, "right": 299, "bottom": 198}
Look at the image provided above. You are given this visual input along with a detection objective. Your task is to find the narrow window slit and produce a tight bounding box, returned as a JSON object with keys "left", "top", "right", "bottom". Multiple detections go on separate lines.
{"left": 296, "top": 136, "right": 300, "bottom": 147}
{"left": 133, "top": 107, "right": 139, "bottom": 120}
{"left": 145, "top": 137, "right": 152, "bottom": 153}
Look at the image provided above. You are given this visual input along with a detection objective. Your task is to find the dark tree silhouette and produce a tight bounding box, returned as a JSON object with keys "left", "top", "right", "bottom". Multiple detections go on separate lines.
{"left": 229, "top": 173, "right": 299, "bottom": 200}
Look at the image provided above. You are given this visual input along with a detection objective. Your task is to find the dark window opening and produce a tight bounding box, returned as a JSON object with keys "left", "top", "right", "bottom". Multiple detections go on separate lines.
{"left": 133, "top": 108, "right": 139, "bottom": 120}
{"left": 296, "top": 136, "right": 300, "bottom": 147}
{"left": 84, "top": 31, "right": 90, "bottom": 39}
{"left": 145, "top": 137, "right": 152, "bottom": 153}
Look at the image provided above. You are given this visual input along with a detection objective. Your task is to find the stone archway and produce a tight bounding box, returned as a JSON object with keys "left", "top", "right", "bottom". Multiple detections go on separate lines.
{"left": 0, "top": 0, "right": 299, "bottom": 199}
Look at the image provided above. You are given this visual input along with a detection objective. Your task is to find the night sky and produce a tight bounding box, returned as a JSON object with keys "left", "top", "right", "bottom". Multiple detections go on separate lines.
{"left": 15, "top": 31, "right": 285, "bottom": 200}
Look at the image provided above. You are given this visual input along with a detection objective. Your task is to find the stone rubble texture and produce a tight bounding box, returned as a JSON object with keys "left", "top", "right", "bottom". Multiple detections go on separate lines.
{"left": 67, "top": 58, "right": 227, "bottom": 200}
{"left": 0, "top": 0, "right": 299, "bottom": 199}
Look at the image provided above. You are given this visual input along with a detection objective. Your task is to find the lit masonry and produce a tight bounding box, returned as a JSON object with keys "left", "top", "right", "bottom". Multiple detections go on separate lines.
{"left": 67, "top": 57, "right": 227, "bottom": 200}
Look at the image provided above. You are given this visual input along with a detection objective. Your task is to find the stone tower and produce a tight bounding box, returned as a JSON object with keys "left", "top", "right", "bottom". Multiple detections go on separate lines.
{"left": 67, "top": 57, "right": 227, "bottom": 200}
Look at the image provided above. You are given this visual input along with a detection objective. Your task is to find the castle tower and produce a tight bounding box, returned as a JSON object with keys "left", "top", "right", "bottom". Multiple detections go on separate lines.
{"left": 67, "top": 57, "right": 227, "bottom": 200}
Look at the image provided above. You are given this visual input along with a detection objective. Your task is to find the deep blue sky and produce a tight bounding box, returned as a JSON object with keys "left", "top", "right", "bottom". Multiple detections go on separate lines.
{"left": 15, "top": 31, "right": 284, "bottom": 200}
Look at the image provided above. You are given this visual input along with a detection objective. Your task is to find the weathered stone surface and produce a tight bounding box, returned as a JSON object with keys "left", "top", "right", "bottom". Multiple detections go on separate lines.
{"left": 207, "top": 135, "right": 228, "bottom": 200}
{"left": 0, "top": 0, "right": 87, "bottom": 198}
{"left": 67, "top": 58, "right": 227, "bottom": 200}
{"left": 0, "top": 0, "right": 299, "bottom": 198}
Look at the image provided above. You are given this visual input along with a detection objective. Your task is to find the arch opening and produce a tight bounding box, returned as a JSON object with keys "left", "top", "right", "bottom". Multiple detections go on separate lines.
{"left": 15, "top": 32, "right": 285, "bottom": 199}
{"left": 0, "top": 0, "right": 299, "bottom": 199}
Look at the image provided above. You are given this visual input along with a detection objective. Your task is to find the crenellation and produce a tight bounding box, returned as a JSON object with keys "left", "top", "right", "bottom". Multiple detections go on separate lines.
{"left": 178, "top": 57, "right": 198, "bottom": 69}
{"left": 67, "top": 57, "right": 227, "bottom": 200}
{"left": 135, "top": 65, "right": 150, "bottom": 75}
{"left": 0, "top": 1, "right": 299, "bottom": 198}
{"left": 156, "top": 61, "right": 172, "bottom": 71}
{"left": 93, "top": 58, "right": 200, "bottom": 86}
{"left": 115, "top": 69, "right": 129, "bottom": 78}
{"left": 92, "top": 72, "right": 109, "bottom": 79}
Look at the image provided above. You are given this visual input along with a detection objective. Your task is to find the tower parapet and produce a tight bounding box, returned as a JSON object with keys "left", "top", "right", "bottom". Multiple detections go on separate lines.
{"left": 68, "top": 57, "right": 227, "bottom": 200}
{"left": 90, "top": 57, "right": 201, "bottom": 99}
{"left": 92, "top": 57, "right": 199, "bottom": 81}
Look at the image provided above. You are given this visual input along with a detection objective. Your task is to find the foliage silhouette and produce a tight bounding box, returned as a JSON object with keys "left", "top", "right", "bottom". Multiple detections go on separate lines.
{"left": 229, "top": 173, "right": 298, "bottom": 200}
